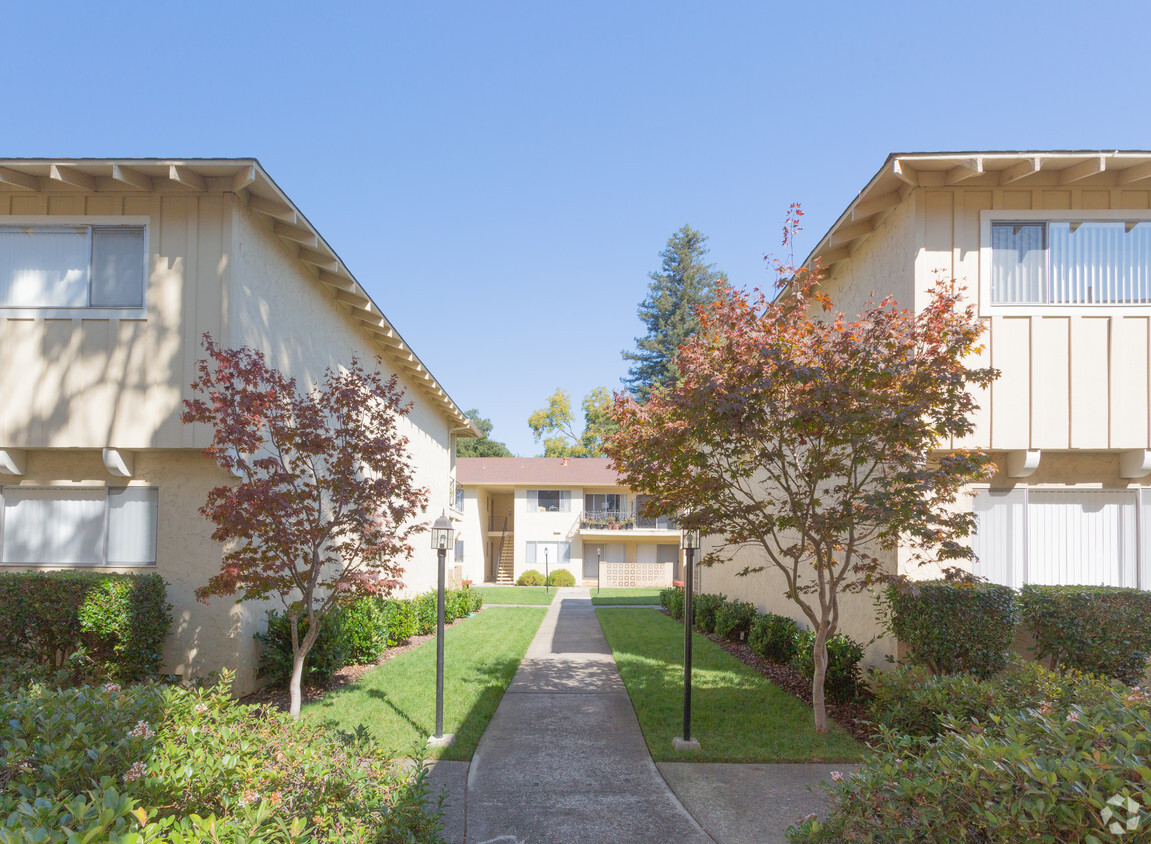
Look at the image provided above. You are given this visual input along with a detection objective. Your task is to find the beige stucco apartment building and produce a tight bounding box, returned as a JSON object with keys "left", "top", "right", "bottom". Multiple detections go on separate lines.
{"left": 455, "top": 457, "right": 680, "bottom": 587}
{"left": 0, "top": 159, "right": 476, "bottom": 693}
{"left": 704, "top": 150, "right": 1151, "bottom": 665}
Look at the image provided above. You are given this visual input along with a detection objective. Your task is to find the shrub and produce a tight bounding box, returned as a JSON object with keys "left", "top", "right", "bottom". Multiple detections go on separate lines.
{"left": 887, "top": 580, "right": 1017, "bottom": 678}
{"left": 0, "top": 675, "right": 443, "bottom": 842}
{"left": 869, "top": 659, "right": 1122, "bottom": 739}
{"left": 467, "top": 589, "right": 484, "bottom": 614}
{"left": 0, "top": 571, "right": 172, "bottom": 682}
{"left": 791, "top": 629, "right": 865, "bottom": 702}
{"left": 546, "top": 568, "right": 576, "bottom": 587}
{"left": 1021, "top": 584, "right": 1151, "bottom": 684}
{"left": 445, "top": 589, "right": 469, "bottom": 621}
{"left": 690, "top": 592, "right": 727, "bottom": 634}
{"left": 789, "top": 685, "right": 1151, "bottom": 843}
{"left": 661, "top": 587, "right": 685, "bottom": 620}
{"left": 516, "top": 569, "right": 545, "bottom": 586}
{"left": 714, "top": 600, "right": 757, "bottom": 641}
{"left": 340, "top": 597, "right": 388, "bottom": 664}
{"left": 748, "top": 613, "right": 802, "bottom": 664}
{"left": 257, "top": 610, "right": 349, "bottom": 685}
{"left": 381, "top": 598, "right": 417, "bottom": 647}
{"left": 413, "top": 592, "right": 438, "bottom": 635}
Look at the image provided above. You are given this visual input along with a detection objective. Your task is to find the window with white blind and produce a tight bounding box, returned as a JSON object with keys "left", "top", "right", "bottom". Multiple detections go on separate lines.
{"left": 973, "top": 488, "right": 1147, "bottom": 589}
{"left": 990, "top": 219, "right": 1151, "bottom": 306}
{"left": 525, "top": 541, "right": 570, "bottom": 565}
{"left": 0, "top": 225, "right": 147, "bottom": 310}
{"left": 0, "top": 487, "right": 158, "bottom": 567}
{"left": 527, "top": 489, "right": 570, "bottom": 513}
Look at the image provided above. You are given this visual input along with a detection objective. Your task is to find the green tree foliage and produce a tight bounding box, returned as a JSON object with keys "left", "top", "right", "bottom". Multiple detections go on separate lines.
{"left": 528, "top": 387, "right": 617, "bottom": 457}
{"left": 622, "top": 223, "right": 723, "bottom": 401}
{"left": 457, "top": 408, "right": 513, "bottom": 457}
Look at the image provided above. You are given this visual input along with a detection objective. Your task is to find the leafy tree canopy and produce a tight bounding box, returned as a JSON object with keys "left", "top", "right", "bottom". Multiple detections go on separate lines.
{"left": 457, "top": 409, "right": 514, "bottom": 457}
{"left": 607, "top": 208, "right": 998, "bottom": 733}
{"left": 622, "top": 223, "right": 724, "bottom": 401}
{"left": 528, "top": 387, "right": 617, "bottom": 457}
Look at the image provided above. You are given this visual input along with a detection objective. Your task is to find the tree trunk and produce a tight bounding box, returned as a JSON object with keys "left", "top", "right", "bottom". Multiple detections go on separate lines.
{"left": 811, "top": 623, "right": 829, "bottom": 734}
{"left": 288, "top": 648, "right": 306, "bottom": 719}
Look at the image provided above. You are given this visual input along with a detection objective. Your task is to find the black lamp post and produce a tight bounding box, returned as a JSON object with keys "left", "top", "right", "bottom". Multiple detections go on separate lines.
{"left": 544, "top": 546, "right": 550, "bottom": 593}
{"left": 429, "top": 511, "right": 455, "bottom": 747}
{"left": 674, "top": 526, "right": 701, "bottom": 752}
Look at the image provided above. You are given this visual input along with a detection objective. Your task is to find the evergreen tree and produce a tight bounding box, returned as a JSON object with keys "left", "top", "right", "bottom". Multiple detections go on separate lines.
{"left": 622, "top": 224, "right": 723, "bottom": 401}
{"left": 457, "top": 409, "right": 514, "bottom": 457}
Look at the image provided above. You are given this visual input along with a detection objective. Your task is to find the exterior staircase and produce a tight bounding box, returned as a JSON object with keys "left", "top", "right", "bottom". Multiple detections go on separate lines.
{"left": 494, "top": 517, "right": 515, "bottom": 584}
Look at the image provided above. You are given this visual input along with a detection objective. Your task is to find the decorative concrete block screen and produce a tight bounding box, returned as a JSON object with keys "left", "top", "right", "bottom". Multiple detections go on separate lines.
{"left": 600, "top": 562, "right": 674, "bottom": 588}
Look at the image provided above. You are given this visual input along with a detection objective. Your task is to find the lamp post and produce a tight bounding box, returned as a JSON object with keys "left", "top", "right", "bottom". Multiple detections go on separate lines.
{"left": 544, "top": 546, "right": 550, "bottom": 593}
{"left": 428, "top": 511, "right": 455, "bottom": 747}
{"left": 597, "top": 547, "right": 602, "bottom": 595}
{"left": 674, "top": 526, "right": 701, "bottom": 752}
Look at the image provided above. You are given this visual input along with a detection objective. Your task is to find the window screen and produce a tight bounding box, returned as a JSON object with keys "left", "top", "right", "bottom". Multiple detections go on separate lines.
{"left": 1, "top": 488, "right": 105, "bottom": 565}
{"left": 90, "top": 227, "right": 145, "bottom": 307}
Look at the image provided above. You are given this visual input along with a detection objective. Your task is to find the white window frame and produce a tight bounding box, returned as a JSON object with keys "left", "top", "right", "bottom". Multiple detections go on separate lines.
{"left": 0, "top": 216, "right": 150, "bottom": 319}
{"left": 980, "top": 210, "right": 1151, "bottom": 316}
{"left": 0, "top": 485, "right": 159, "bottom": 568}
{"left": 527, "top": 489, "right": 571, "bottom": 513}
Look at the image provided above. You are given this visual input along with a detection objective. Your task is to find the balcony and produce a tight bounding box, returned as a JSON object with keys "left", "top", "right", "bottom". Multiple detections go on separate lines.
{"left": 578, "top": 509, "right": 677, "bottom": 532}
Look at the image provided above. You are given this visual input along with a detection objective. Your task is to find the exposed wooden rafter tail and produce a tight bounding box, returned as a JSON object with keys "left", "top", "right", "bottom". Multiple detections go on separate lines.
{"left": 169, "top": 165, "right": 206, "bottom": 191}
{"left": 0, "top": 167, "right": 39, "bottom": 191}
{"left": 49, "top": 164, "right": 96, "bottom": 191}
{"left": 110, "top": 165, "right": 153, "bottom": 191}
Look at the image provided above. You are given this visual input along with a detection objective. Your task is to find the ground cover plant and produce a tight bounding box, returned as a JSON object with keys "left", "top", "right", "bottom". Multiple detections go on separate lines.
{"left": 590, "top": 588, "right": 663, "bottom": 606}
{"left": 0, "top": 675, "right": 442, "bottom": 842}
{"left": 789, "top": 683, "right": 1151, "bottom": 843}
{"left": 597, "top": 608, "right": 865, "bottom": 763}
{"left": 308, "top": 607, "right": 546, "bottom": 761}
{"left": 470, "top": 586, "right": 557, "bottom": 605}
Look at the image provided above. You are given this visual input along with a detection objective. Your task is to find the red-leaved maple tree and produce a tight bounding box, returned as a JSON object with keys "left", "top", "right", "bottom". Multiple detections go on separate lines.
{"left": 607, "top": 209, "right": 998, "bottom": 732}
{"left": 183, "top": 336, "right": 429, "bottom": 717}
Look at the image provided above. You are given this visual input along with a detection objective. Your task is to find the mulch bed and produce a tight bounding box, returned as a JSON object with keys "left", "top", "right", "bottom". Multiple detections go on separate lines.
{"left": 660, "top": 609, "right": 875, "bottom": 744}
{"left": 240, "top": 622, "right": 461, "bottom": 714}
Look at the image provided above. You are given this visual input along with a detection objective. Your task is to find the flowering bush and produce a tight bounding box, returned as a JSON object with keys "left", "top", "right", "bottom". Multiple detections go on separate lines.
{"left": 788, "top": 684, "right": 1151, "bottom": 842}
{"left": 0, "top": 674, "right": 443, "bottom": 842}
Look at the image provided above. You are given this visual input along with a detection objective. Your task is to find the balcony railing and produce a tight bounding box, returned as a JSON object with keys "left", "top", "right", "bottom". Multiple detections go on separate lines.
{"left": 579, "top": 510, "right": 677, "bottom": 531}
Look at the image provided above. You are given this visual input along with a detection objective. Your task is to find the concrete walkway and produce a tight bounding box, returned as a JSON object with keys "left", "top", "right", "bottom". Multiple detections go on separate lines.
{"left": 465, "top": 588, "right": 712, "bottom": 843}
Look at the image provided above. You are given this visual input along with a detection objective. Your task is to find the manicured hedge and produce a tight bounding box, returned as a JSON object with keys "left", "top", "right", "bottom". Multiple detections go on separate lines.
{"left": 714, "top": 599, "right": 757, "bottom": 641}
{"left": 691, "top": 592, "right": 727, "bottom": 633}
{"left": 260, "top": 589, "right": 483, "bottom": 686}
{"left": 748, "top": 613, "right": 802, "bottom": 664}
{"left": 0, "top": 676, "right": 441, "bottom": 841}
{"left": 888, "top": 580, "right": 1018, "bottom": 678}
{"left": 0, "top": 571, "right": 171, "bottom": 682}
{"left": 516, "top": 569, "right": 545, "bottom": 586}
{"left": 660, "top": 586, "right": 685, "bottom": 619}
{"left": 546, "top": 568, "right": 577, "bottom": 587}
{"left": 1020, "top": 584, "right": 1151, "bottom": 685}
{"left": 791, "top": 629, "right": 865, "bottom": 703}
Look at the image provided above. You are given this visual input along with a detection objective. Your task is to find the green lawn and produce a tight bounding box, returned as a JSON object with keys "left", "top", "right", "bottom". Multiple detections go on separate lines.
{"left": 590, "top": 588, "right": 664, "bottom": 605}
{"left": 306, "top": 607, "right": 545, "bottom": 760}
{"left": 470, "top": 586, "right": 557, "bottom": 605}
{"left": 597, "top": 608, "right": 867, "bottom": 763}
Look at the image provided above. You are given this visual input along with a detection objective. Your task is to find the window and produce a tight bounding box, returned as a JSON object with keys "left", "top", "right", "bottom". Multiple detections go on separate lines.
{"left": 526, "top": 541, "right": 570, "bottom": 565}
{"left": 527, "top": 489, "right": 570, "bottom": 512}
{"left": 991, "top": 220, "right": 1151, "bottom": 305}
{"left": 973, "top": 488, "right": 1146, "bottom": 589}
{"left": 454, "top": 538, "right": 464, "bottom": 562}
{"left": 450, "top": 480, "right": 464, "bottom": 512}
{"left": 585, "top": 493, "right": 624, "bottom": 515}
{"left": 0, "top": 225, "right": 146, "bottom": 309}
{"left": 0, "top": 487, "right": 158, "bottom": 567}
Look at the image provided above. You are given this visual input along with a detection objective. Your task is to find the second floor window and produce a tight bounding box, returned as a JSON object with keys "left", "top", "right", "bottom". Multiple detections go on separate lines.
{"left": 0, "top": 225, "right": 146, "bottom": 309}
{"left": 527, "top": 489, "right": 570, "bottom": 512}
{"left": 991, "top": 220, "right": 1151, "bottom": 305}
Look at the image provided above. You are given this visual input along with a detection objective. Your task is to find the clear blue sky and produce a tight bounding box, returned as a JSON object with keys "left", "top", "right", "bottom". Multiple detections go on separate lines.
{"left": 8, "top": 2, "right": 1151, "bottom": 456}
